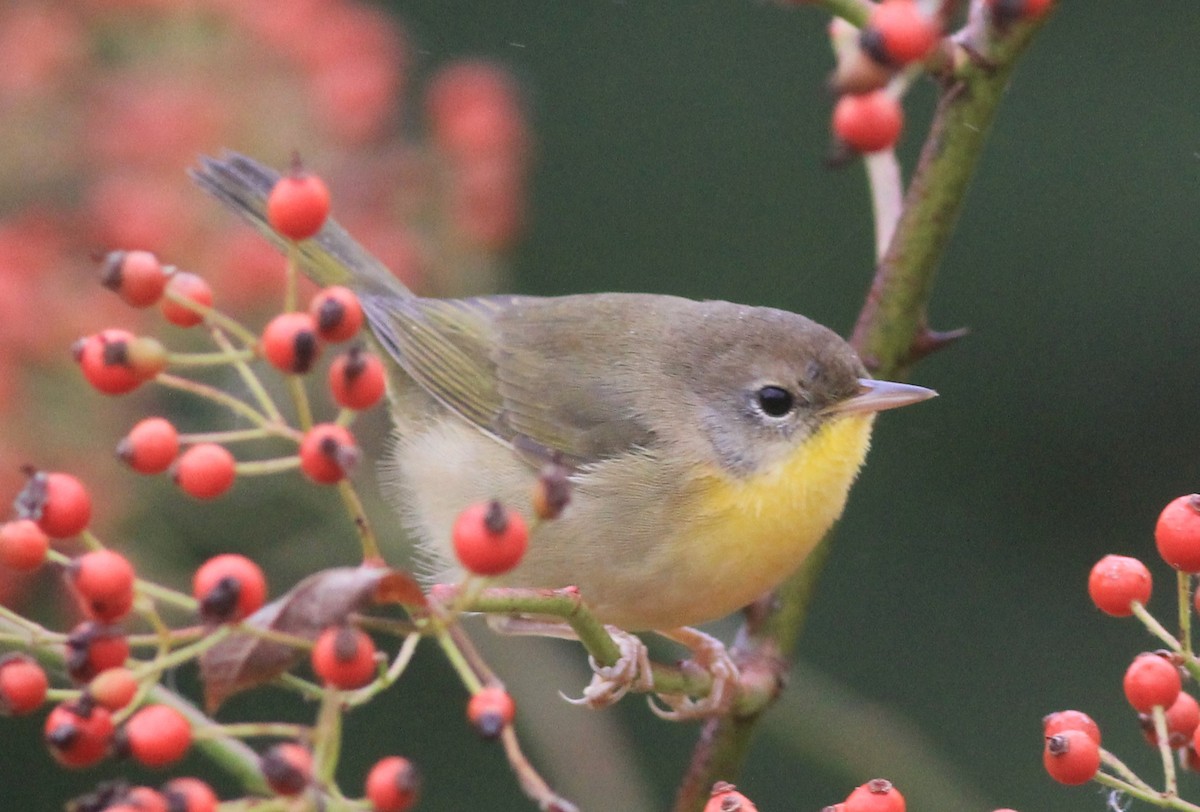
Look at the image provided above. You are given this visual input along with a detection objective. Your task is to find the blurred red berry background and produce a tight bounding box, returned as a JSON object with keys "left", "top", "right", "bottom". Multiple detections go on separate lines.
{"left": 0, "top": 0, "right": 530, "bottom": 608}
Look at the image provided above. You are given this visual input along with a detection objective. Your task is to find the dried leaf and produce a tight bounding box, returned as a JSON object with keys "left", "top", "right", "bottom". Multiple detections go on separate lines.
{"left": 373, "top": 568, "right": 426, "bottom": 607}
{"left": 200, "top": 565, "right": 387, "bottom": 711}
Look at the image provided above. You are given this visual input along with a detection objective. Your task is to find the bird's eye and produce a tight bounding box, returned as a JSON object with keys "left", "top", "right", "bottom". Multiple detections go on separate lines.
{"left": 755, "top": 385, "right": 795, "bottom": 418}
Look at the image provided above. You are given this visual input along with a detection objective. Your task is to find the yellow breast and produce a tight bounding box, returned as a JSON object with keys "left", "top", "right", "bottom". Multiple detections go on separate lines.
{"left": 654, "top": 414, "right": 876, "bottom": 625}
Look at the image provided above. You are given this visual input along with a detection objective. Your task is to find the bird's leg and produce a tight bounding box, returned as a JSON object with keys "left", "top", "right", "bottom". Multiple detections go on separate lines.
{"left": 646, "top": 626, "right": 740, "bottom": 720}
{"left": 486, "top": 616, "right": 654, "bottom": 708}
{"left": 565, "top": 627, "right": 655, "bottom": 708}
{"left": 466, "top": 587, "right": 737, "bottom": 715}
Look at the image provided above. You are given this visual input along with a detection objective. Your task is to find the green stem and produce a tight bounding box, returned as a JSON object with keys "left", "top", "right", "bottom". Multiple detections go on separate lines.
{"left": 464, "top": 587, "right": 716, "bottom": 699}
{"left": 136, "top": 577, "right": 199, "bottom": 613}
{"left": 147, "top": 684, "right": 269, "bottom": 793}
{"left": 1179, "top": 571, "right": 1193, "bottom": 661}
{"left": 850, "top": 19, "right": 1046, "bottom": 374}
{"left": 337, "top": 480, "right": 382, "bottom": 562}
{"left": 130, "top": 626, "right": 231, "bottom": 680}
{"left": 287, "top": 374, "right": 315, "bottom": 432}
{"left": 199, "top": 722, "right": 312, "bottom": 741}
{"left": 1101, "top": 746, "right": 1157, "bottom": 793}
{"left": 210, "top": 326, "right": 287, "bottom": 426}
{"left": 181, "top": 427, "right": 276, "bottom": 444}
{"left": 1093, "top": 770, "right": 1200, "bottom": 812}
{"left": 236, "top": 456, "right": 303, "bottom": 476}
{"left": 313, "top": 689, "right": 344, "bottom": 785}
{"left": 156, "top": 373, "right": 281, "bottom": 434}
{"left": 1132, "top": 601, "right": 1186, "bottom": 651}
{"left": 344, "top": 632, "right": 421, "bottom": 708}
{"left": 1154, "top": 704, "right": 1178, "bottom": 797}
{"left": 167, "top": 349, "right": 256, "bottom": 367}
{"left": 285, "top": 246, "right": 300, "bottom": 314}
{"left": 191, "top": 298, "right": 262, "bottom": 348}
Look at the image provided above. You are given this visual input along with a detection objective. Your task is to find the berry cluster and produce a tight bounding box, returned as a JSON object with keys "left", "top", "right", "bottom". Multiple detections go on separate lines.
{"left": 0, "top": 3, "right": 532, "bottom": 622}
{"left": 0, "top": 165, "right": 546, "bottom": 810}
{"left": 823, "top": 0, "right": 1053, "bottom": 157}
{"left": 1041, "top": 493, "right": 1200, "bottom": 805}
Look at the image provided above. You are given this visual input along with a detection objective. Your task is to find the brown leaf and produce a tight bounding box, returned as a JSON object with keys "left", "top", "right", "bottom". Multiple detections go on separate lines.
{"left": 372, "top": 568, "right": 426, "bottom": 607}
{"left": 199, "top": 565, "right": 388, "bottom": 711}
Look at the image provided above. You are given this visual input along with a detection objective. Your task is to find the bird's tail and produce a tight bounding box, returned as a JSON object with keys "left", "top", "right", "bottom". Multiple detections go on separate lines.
{"left": 190, "top": 152, "right": 412, "bottom": 299}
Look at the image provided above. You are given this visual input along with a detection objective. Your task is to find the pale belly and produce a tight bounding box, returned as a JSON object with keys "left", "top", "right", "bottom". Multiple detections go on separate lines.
{"left": 385, "top": 414, "right": 875, "bottom": 631}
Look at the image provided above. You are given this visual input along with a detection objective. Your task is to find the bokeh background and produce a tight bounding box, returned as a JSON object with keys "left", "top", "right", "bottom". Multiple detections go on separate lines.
{"left": 1, "top": 0, "right": 1198, "bottom": 810}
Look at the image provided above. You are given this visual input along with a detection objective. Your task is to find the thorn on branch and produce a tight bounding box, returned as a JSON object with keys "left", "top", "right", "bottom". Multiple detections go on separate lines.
{"left": 907, "top": 325, "right": 969, "bottom": 363}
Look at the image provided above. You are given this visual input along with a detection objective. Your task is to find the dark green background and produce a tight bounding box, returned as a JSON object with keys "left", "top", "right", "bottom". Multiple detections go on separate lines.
{"left": 9, "top": 1, "right": 1200, "bottom": 809}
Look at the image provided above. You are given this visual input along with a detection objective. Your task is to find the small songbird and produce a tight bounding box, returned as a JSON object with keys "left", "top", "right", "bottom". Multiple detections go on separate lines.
{"left": 193, "top": 153, "right": 934, "bottom": 636}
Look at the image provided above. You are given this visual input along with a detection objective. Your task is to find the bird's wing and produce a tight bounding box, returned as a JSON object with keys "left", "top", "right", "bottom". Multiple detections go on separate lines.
{"left": 361, "top": 293, "right": 660, "bottom": 467}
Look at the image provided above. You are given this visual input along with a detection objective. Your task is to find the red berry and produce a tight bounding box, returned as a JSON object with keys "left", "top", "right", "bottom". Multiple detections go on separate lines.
{"left": 74, "top": 329, "right": 145, "bottom": 394}
{"left": 261, "top": 312, "right": 321, "bottom": 374}
{"left": 452, "top": 501, "right": 529, "bottom": 576}
{"left": 66, "top": 621, "right": 130, "bottom": 683}
{"left": 121, "top": 704, "right": 192, "bottom": 767}
{"left": 329, "top": 346, "right": 386, "bottom": 410}
{"left": 1124, "top": 652, "right": 1182, "bottom": 713}
{"left": 1088, "top": 554, "right": 1152, "bottom": 616}
{"left": 312, "top": 625, "right": 378, "bottom": 689}
{"left": 261, "top": 742, "right": 313, "bottom": 796}
{"left": 0, "top": 519, "right": 49, "bottom": 570}
{"left": 174, "top": 443, "right": 237, "bottom": 499}
{"left": 309, "top": 286, "right": 364, "bottom": 342}
{"left": 0, "top": 653, "right": 48, "bottom": 715}
{"left": 299, "top": 423, "right": 360, "bottom": 484}
{"left": 20, "top": 470, "right": 93, "bottom": 538}
{"left": 703, "top": 782, "right": 757, "bottom": 812}
{"left": 267, "top": 170, "right": 331, "bottom": 241}
{"left": 1144, "top": 691, "right": 1200, "bottom": 748}
{"left": 366, "top": 756, "right": 422, "bottom": 812}
{"left": 44, "top": 700, "right": 115, "bottom": 767}
{"left": 832, "top": 91, "right": 903, "bottom": 154}
{"left": 101, "top": 250, "right": 168, "bottom": 308}
{"left": 118, "top": 417, "right": 180, "bottom": 474}
{"left": 1043, "top": 730, "right": 1100, "bottom": 785}
{"left": 161, "top": 271, "right": 213, "bottom": 328}
{"left": 467, "top": 685, "right": 516, "bottom": 739}
{"left": 69, "top": 550, "right": 136, "bottom": 623}
{"left": 193, "top": 553, "right": 267, "bottom": 623}
{"left": 861, "top": 0, "right": 939, "bottom": 66}
{"left": 88, "top": 667, "right": 139, "bottom": 711}
{"left": 162, "top": 777, "right": 219, "bottom": 812}
{"left": 1042, "top": 709, "right": 1100, "bottom": 746}
{"left": 844, "top": 779, "right": 905, "bottom": 812}
{"left": 1156, "top": 495, "right": 1200, "bottom": 572}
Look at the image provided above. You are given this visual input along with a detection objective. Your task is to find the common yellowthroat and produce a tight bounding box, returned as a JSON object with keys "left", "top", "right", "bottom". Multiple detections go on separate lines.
{"left": 192, "top": 153, "right": 934, "bottom": 633}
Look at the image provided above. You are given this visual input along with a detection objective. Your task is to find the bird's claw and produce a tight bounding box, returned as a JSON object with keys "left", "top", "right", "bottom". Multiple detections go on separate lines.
{"left": 562, "top": 627, "right": 653, "bottom": 708}
{"left": 647, "top": 628, "right": 739, "bottom": 721}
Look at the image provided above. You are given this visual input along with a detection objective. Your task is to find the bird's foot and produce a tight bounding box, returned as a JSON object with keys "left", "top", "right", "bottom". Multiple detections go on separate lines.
{"left": 562, "top": 627, "right": 654, "bottom": 709}
{"left": 647, "top": 627, "right": 739, "bottom": 721}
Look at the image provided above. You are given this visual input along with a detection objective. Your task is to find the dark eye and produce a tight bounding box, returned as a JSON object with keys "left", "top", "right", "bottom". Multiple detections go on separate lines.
{"left": 755, "top": 385, "right": 795, "bottom": 418}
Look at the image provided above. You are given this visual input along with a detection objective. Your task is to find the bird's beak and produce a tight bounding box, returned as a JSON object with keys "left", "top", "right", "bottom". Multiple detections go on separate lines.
{"left": 824, "top": 378, "right": 937, "bottom": 416}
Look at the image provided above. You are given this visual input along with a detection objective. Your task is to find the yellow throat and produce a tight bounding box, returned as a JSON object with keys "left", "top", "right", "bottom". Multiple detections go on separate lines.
{"left": 672, "top": 413, "right": 876, "bottom": 620}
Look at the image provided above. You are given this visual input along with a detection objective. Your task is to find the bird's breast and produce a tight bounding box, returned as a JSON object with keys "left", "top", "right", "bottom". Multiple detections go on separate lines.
{"left": 633, "top": 413, "right": 877, "bottom": 628}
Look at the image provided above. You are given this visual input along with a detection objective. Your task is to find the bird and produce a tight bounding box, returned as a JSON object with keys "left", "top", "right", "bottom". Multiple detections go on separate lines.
{"left": 192, "top": 152, "right": 934, "bottom": 707}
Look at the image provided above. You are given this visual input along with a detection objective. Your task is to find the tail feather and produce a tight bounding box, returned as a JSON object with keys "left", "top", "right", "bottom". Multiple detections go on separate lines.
{"left": 190, "top": 152, "right": 411, "bottom": 298}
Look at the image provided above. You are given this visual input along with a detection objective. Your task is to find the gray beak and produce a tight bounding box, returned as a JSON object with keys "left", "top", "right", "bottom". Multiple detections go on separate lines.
{"left": 824, "top": 378, "right": 938, "bottom": 416}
